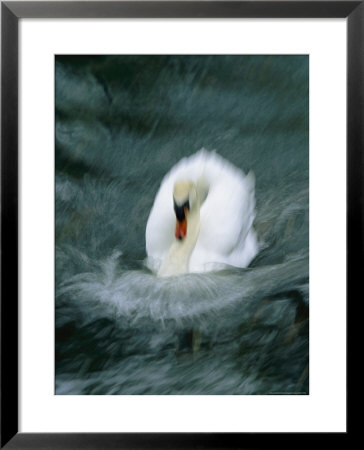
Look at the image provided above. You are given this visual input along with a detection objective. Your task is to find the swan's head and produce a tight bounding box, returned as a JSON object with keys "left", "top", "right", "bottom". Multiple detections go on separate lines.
{"left": 173, "top": 180, "right": 196, "bottom": 240}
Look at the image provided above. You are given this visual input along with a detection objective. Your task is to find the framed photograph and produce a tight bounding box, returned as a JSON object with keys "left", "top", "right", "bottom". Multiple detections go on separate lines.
{"left": 2, "top": 1, "right": 357, "bottom": 448}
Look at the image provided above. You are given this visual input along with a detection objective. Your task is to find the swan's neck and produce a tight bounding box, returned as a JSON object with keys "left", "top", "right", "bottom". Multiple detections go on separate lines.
{"left": 158, "top": 203, "right": 200, "bottom": 277}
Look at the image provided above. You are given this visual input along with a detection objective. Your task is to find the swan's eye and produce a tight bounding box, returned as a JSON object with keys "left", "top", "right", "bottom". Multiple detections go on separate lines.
{"left": 174, "top": 200, "right": 189, "bottom": 221}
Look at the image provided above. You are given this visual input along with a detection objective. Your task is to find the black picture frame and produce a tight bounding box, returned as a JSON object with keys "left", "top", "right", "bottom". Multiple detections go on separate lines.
{"left": 1, "top": 1, "right": 358, "bottom": 448}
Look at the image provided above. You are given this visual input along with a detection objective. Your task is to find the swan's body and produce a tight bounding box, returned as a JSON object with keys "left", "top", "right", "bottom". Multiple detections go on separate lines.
{"left": 146, "top": 149, "right": 258, "bottom": 277}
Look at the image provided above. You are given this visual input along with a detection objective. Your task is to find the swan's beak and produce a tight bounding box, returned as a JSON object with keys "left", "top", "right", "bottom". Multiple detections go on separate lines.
{"left": 175, "top": 206, "right": 189, "bottom": 240}
{"left": 175, "top": 218, "right": 187, "bottom": 240}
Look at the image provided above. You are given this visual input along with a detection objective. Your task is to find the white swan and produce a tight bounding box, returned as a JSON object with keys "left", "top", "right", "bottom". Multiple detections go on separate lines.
{"left": 146, "top": 149, "right": 258, "bottom": 277}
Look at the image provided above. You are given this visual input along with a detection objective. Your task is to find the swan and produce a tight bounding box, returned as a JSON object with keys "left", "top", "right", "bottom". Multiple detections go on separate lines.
{"left": 145, "top": 149, "right": 258, "bottom": 277}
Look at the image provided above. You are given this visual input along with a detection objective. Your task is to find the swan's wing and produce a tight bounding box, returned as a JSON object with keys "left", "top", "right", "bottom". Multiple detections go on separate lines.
{"left": 196, "top": 157, "right": 256, "bottom": 266}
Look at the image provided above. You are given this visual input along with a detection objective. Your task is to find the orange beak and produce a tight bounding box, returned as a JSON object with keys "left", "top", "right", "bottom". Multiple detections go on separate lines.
{"left": 175, "top": 218, "right": 187, "bottom": 240}
{"left": 175, "top": 206, "right": 188, "bottom": 240}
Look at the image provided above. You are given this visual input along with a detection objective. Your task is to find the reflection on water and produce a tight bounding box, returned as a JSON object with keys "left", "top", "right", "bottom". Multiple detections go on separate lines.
{"left": 56, "top": 56, "right": 309, "bottom": 394}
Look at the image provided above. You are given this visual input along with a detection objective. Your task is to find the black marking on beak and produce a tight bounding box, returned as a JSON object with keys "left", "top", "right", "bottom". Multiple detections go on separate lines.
{"left": 174, "top": 200, "right": 189, "bottom": 221}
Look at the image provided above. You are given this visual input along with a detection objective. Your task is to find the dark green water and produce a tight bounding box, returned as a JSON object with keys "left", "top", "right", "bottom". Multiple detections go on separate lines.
{"left": 55, "top": 55, "right": 309, "bottom": 395}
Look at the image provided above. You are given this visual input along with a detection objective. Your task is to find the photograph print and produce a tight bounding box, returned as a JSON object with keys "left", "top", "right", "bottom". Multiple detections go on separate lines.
{"left": 55, "top": 55, "right": 309, "bottom": 395}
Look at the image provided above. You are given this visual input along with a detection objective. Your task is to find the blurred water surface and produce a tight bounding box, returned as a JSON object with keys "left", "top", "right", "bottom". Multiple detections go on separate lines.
{"left": 56, "top": 55, "right": 309, "bottom": 395}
